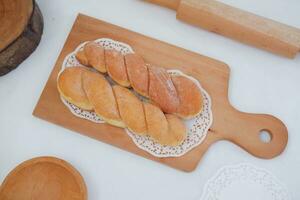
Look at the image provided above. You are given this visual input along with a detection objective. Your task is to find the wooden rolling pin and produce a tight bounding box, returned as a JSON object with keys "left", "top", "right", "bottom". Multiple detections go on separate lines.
{"left": 146, "top": 0, "right": 300, "bottom": 58}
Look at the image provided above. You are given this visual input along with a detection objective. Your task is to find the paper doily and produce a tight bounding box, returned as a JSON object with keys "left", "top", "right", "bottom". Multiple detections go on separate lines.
{"left": 200, "top": 163, "right": 290, "bottom": 200}
{"left": 59, "top": 38, "right": 213, "bottom": 157}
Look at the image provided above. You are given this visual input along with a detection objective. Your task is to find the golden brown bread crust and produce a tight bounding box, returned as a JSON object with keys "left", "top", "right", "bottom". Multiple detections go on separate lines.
{"left": 172, "top": 75, "right": 204, "bottom": 119}
{"left": 58, "top": 67, "right": 187, "bottom": 146}
{"left": 113, "top": 85, "right": 147, "bottom": 135}
{"left": 84, "top": 42, "right": 106, "bottom": 73}
{"left": 75, "top": 50, "right": 89, "bottom": 66}
{"left": 124, "top": 53, "right": 149, "bottom": 97}
{"left": 143, "top": 102, "right": 169, "bottom": 143}
{"left": 74, "top": 41, "right": 204, "bottom": 120}
{"left": 57, "top": 66, "right": 93, "bottom": 110}
{"left": 165, "top": 114, "right": 187, "bottom": 146}
{"left": 148, "top": 65, "right": 179, "bottom": 114}
{"left": 105, "top": 49, "right": 130, "bottom": 87}
{"left": 82, "top": 70, "right": 125, "bottom": 128}
{"left": 144, "top": 103, "right": 186, "bottom": 146}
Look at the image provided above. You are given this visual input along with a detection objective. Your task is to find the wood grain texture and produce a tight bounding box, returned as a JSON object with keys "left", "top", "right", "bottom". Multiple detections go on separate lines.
{"left": 33, "top": 14, "right": 288, "bottom": 172}
{"left": 0, "top": 0, "right": 43, "bottom": 76}
{"left": 176, "top": 0, "right": 300, "bottom": 58}
{"left": 0, "top": 157, "right": 87, "bottom": 200}
{"left": 145, "top": 0, "right": 300, "bottom": 58}
{"left": 0, "top": 0, "right": 33, "bottom": 51}
{"left": 145, "top": 0, "right": 180, "bottom": 10}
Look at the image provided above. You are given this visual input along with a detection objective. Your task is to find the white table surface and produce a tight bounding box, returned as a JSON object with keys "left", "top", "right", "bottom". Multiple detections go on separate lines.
{"left": 1, "top": 0, "right": 300, "bottom": 199}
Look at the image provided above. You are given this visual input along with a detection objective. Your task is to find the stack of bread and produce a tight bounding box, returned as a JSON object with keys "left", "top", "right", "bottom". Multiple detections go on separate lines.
{"left": 57, "top": 42, "right": 203, "bottom": 146}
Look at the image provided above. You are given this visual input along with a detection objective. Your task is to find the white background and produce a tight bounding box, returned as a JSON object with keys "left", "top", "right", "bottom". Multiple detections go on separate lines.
{"left": 0, "top": 0, "right": 299, "bottom": 199}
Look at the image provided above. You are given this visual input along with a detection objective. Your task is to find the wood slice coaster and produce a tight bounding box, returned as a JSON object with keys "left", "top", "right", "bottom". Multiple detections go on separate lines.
{"left": 0, "top": 157, "right": 87, "bottom": 200}
{"left": 0, "top": 0, "right": 43, "bottom": 76}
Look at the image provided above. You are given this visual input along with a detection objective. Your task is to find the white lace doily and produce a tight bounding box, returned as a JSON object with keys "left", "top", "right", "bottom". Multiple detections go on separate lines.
{"left": 59, "top": 38, "right": 213, "bottom": 157}
{"left": 200, "top": 163, "right": 290, "bottom": 200}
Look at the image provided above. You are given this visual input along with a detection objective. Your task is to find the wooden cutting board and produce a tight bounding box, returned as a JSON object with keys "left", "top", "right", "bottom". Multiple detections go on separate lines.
{"left": 33, "top": 14, "right": 288, "bottom": 172}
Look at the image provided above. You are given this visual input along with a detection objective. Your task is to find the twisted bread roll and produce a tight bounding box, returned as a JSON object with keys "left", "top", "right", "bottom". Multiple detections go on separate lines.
{"left": 57, "top": 67, "right": 92, "bottom": 110}
{"left": 76, "top": 41, "right": 203, "bottom": 119}
{"left": 82, "top": 69, "right": 125, "bottom": 128}
{"left": 57, "top": 66, "right": 187, "bottom": 146}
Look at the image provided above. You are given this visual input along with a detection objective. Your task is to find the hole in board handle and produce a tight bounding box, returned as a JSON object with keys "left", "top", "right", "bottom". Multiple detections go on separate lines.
{"left": 259, "top": 130, "right": 272, "bottom": 143}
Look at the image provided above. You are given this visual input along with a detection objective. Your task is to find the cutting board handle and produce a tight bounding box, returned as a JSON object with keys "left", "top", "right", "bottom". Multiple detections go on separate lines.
{"left": 223, "top": 108, "right": 288, "bottom": 159}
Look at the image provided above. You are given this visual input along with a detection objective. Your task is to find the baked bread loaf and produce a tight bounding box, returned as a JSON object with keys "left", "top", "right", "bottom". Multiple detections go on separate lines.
{"left": 84, "top": 42, "right": 106, "bottom": 73}
{"left": 171, "top": 75, "right": 204, "bottom": 119}
{"left": 124, "top": 53, "right": 149, "bottom": 97}
{"left": 144, "top": 103, "right": 187, "bottom": 146}
{"left": 113, "top": 85, "right": 147, "bottom": 135}
{"left": 148, "top": 65, "right": 179, "bottom": 114}
{"left": 82, "top": 70, "right": 125, "bottom": 128}
{"left": 57, "top": 66, "right": 187, "bottom": 146}
{"left": 105, "top": 49, "right": 130, "bottom": 87}
{"left": 76, "top": 41, "right": 203, "bottom": 119}
{"left": 57, "top": 67, "right": 93, "bottom": 110}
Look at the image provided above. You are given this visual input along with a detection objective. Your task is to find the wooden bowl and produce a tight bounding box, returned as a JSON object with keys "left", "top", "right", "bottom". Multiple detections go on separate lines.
{"left": 0, "top": 157, "right": 87, "bottom": 200}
